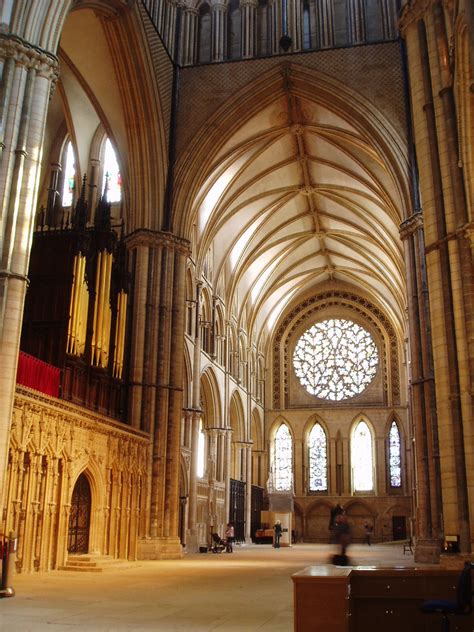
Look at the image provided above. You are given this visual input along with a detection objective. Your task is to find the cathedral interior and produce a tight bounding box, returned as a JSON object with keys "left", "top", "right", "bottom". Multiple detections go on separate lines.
{"left": 0, "top": 0, "right": 473, "bottom": 605}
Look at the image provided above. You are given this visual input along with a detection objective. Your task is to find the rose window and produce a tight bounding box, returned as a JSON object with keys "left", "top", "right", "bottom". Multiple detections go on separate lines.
{"left": 293, "top": 319, "right": 378, "bottom": 401}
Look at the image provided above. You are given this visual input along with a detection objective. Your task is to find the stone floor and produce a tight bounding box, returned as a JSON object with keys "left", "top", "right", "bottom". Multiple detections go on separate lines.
{"left": 0, "top": 543, "right": 415, "bottom": 631}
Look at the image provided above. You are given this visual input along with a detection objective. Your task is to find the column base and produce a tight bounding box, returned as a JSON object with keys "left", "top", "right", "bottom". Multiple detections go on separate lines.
{"left": 414, "top": 538, "right": 441, "bottom": 564}
{"left": 137, "top": 537, "right": 184, "bottom": 560}
{"left": 184, "top": 533, "right": 201, "bottom": 553}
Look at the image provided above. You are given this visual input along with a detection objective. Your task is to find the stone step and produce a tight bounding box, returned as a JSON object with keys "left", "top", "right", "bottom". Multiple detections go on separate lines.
{"left": 58, "top": 554, "right": 136, "bottom": 572}
{"left": 58, "top": 564, "right": 103, "bottom": 573}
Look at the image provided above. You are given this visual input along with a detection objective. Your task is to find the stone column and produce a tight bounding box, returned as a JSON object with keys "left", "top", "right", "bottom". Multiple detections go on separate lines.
{"left": 224, "top": 426, "right": 232, "bottom": 523}
{"left": 245, "top": 442, "right": 253, "bottom": 542}
{"left": 211, "top": 1, "right": 228, "bottom": 62}
{"left": 181, "top": 7, "right": 199, "bottom": 66}
{"left": 289, "top": 0, "right": 303, "bottom": 51}
{"left": 348, "top": 0, "right": 366, "bottom": 44}
{"left": 130, "top": 231, "right": 189, "bottom": 560}
{"left": 316, "top": 0, "right": 334, "bottom": 48}
{"left": 0, "top": 34, "right": 58, "bottom": 521}
{"left": 400, "top": 5, "right": 473, "bottom": 556}
{"left": 240, "top": 0, "right": 258, "bottom": 59}
{"left": 400, "top": 212, "right": 442, "bottom": 563}
{"left": 268, "top": 0, "right": 280, "bottom": 54}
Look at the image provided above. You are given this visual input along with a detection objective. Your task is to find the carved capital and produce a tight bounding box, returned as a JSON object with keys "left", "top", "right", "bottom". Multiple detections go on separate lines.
{"left": 125, "top": 228, "right": 190, "bottom": 256}
{"left": 399, "top": 211, "right": 424, "bottom": 240}
{"left": 0, "top": 34, "right": 59, "bottom": 83}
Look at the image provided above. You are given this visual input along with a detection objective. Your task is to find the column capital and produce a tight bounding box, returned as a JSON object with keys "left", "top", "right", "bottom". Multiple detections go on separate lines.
{"left": 399, "top": 210, "right": 424, "bottom": 240}
{"left": 125, "top": 228, "right": 191, "bottom": 255}
{"left": 240, "top": 0, "right": 259, "bottom": 7}
{"left": 0, "top": 33, "right": 59, "bottom": 82}
{"left": 399, "top": 0, "right": 434, "bottom": 36}
{"left": 210, "top": 1, "right": 228, "bottom": 12}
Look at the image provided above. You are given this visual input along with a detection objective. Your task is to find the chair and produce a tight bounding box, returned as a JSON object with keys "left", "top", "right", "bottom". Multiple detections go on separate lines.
{"left": 403, "top": 538, "right": 413, "bottom": 554}
{"left": 420, "top": 561, "right": 474, "bottom": 632}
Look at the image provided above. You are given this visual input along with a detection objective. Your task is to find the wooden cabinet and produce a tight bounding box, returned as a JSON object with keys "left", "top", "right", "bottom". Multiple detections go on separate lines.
{"left": 292, "top": 566, "right": 473, "bottom": 632}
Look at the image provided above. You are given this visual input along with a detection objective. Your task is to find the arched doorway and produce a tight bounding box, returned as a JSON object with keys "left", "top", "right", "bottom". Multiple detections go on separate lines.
{"left": 68, "top": 473, "right": 92, "bottom": 554}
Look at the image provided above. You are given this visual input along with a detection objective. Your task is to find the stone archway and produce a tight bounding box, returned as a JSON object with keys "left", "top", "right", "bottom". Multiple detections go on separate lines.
{"left": 68, "top": 472, "right": 92, "bottom": 554}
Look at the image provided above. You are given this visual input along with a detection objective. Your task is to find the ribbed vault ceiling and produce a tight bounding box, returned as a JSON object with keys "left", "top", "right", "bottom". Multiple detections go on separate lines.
{"left": 190, "top": 81, "right": 408, "bottom": 344}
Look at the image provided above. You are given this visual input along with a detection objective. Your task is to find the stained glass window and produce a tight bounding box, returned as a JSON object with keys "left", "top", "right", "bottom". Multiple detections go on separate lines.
{"left": 274, "top": 424, "right": 293, "bottom": 491}
{"left": 293, "top": 319, "right": 378, "bottom": 401}
{"left": 62, "top": 141, "right": 76, "bottom": 207}
{"left": 102, "top": 138, "right": 122, "bottom": 203}
{"left": 351, "top": 420, "right": 374, "bottom": 491}
{"left": 389, "top": 421, "right": 402, "bottom": 488}
{"left": 309, "top": 423, "right": 327, "bottom": 491}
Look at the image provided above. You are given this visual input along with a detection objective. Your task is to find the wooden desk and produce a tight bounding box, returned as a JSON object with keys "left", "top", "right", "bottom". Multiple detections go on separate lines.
{"left": 292, "top": 565, "right": 474, "bottom": 632}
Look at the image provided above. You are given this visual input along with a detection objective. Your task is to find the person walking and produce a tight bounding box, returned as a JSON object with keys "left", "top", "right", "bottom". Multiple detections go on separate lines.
{"left": 273, "top": 520, "right": 283, "bottom": 548}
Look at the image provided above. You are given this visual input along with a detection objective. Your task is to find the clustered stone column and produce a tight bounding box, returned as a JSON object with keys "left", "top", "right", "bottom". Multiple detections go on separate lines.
{"left": 400, "top": 212, "right": 442, "bottom": 563}
{"left": 348, "top": 0, "right": 366, "bottom": 44}
{"left": 240, "top": 0, "right": 258, "bottom": 59}
{"left": 400, "top": 1, "right": 473, "bottom": 555}
{"left": 126, "top": 229, "right": 190, "bottom": 559}
{"left": 0, "top": 33, "right": 59, "bottom": 519}
{"left": 181, "top": 6, "right": 199, "bottom": 65}
{"left": 211, "top": 1, "right": 228, "bottom": 62}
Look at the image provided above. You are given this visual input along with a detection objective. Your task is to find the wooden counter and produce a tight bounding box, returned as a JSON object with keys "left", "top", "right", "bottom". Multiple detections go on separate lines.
{"left": 292, "top": 565, "right": 474, "bottom": 632}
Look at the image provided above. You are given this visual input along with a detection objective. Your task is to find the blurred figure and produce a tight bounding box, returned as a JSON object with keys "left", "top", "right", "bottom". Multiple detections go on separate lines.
{"left": 332, "top": 511, "right": 351, "bottom": 565}
{"left": 328, "top": 503, "right": 344, "bottom": 543}
{"left": 273, "top": 520, "right": 282, "bottom": 548}
{"left": 364, "top": 522, "right": 373, "bottom": 546}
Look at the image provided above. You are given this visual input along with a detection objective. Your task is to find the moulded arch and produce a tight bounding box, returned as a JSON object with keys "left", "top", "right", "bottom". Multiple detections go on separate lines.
{"left": 251, "top": 407, "right": 264, "bottom": 451}
{"left": 200, "top": 366, "right": 222, "bottom": 428}
{"left": 229, "top": 389, "right": 246, "bottom": 441}
{"left": 269, "top": 415, "right": 295, "bottom": 441}
{"left": 303, "top": 413, "right": 330, "bottom": 439}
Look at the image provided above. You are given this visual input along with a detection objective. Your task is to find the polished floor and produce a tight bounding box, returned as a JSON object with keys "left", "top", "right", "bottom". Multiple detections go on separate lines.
{"left": 1, "top": 543, "right": 415, "bottom": 631}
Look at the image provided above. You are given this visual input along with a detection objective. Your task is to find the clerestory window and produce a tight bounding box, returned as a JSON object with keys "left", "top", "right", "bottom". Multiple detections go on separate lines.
{"left": 102, "top": 138, "right": 122, "bottom": 203}
{"left": 62, "top": 141, "right": 76, "bottom": 207}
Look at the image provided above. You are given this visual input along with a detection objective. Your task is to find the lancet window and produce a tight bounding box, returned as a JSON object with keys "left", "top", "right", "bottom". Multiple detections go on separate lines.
{"left": 351, "top": 420, "right": 374, "bottom": 491}
{"left": 388, "top": 420, "right": 402, "bottom": 488}
{"left": 102, "top": 138, "right": 122, "bottom": 203}
{"left": 273, "top": 423, "right": 293, "bottom": 491}
{"left": 308, "top": 423, "right": 328, "bottom": 491}
{"left": 62, "top": 141, "right": 76, "bottom": 207}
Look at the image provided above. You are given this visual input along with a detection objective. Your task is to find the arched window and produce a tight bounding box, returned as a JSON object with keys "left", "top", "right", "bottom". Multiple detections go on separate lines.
{"left": 388, "top": 420, "right": 402, "bottom": 488}
{"left": 197, "top": 419, "right": 206, "bottom": 478}
{"left": 62, "top": 141, "right": 76, "bottom": 207}
{"left": 351, "top": 420, "right": 374, "bottom": 491}
{"left": 308, "top": 423, "right": 328, "bottom": 491}
{"left": 102, "top": 138, "right": 122, "bottom": 203}
{"left": 274, "top": 424, "right": 293, "bottom": 491}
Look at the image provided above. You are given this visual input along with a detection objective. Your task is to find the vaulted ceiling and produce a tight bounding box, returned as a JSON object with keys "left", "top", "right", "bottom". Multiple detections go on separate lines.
{"left": 185, "top": 73, "right": 409, "bottom": 348}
